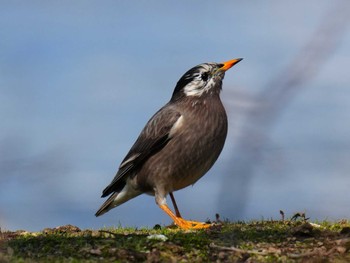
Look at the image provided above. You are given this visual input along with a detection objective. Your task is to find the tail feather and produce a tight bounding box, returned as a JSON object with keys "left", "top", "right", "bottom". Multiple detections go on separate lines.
{"left": 95, "top": 183, "right": 142, "bottom": 217}
{"left": 95, "top": 192, "right": 119, "bottom": 217}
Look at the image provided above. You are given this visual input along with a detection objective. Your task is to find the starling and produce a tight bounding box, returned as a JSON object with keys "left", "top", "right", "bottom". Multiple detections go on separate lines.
{"left": 96, "top": 58, "right": 243, "bottom": 229}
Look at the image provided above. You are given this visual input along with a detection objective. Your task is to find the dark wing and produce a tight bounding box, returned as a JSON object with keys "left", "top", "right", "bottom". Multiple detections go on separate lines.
{"left": 101, "top": 104, "right": 181, "bottom": 197}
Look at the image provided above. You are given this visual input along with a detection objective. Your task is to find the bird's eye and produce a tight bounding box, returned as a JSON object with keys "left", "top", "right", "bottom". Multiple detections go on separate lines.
{"left": 201, "top": 72, "right": 209, "bottom": 81}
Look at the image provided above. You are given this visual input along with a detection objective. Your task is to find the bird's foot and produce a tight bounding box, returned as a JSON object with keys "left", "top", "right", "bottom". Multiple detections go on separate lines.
{"left": 159, "top": 204, "right": 212, "bottom": 230}
{"left": 173, "top": 217, "right": 212, "bottom": 230}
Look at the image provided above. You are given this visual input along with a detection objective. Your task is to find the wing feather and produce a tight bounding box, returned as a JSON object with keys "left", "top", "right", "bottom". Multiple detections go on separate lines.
{"left": 101, "top": 104, "right": 181, "bottom": 197}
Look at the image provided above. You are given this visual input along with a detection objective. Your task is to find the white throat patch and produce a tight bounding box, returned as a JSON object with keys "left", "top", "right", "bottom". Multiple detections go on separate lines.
{"left": 183, "top": 78, "right": 217, "bottom": 97}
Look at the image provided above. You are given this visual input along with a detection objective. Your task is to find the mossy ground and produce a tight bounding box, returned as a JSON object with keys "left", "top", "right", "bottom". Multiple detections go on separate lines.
{"left": 1, "top": 218, "right": 350, "bottom": 262}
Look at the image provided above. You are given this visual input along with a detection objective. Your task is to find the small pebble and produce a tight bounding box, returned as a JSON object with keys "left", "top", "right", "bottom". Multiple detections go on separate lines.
{"left": 147, "top": 234, "right": 168, "bottom": 241}
{"left": 90, "top": 248, "right": 102, "bottom": 256}
{"left": 336, "top": 246, "right": 346, "bottom": 254}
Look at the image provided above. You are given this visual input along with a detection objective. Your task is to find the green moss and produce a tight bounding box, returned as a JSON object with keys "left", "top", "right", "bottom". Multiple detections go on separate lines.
{"left": 2, "top": 220, "right": 350, "bottom": 262}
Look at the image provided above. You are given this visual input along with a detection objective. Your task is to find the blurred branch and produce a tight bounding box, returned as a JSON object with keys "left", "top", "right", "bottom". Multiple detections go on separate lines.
{"left": 219, "top": 0, "right": 350, "bottom": 218}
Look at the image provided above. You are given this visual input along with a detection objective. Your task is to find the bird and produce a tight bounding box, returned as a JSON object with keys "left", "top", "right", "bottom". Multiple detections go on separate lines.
{"left": 95, "top": 58, "right": 243, "bottom": 229}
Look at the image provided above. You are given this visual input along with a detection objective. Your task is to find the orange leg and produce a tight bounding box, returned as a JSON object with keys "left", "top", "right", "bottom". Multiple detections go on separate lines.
{"left": 159, "top": 203, "right": 212, "bottom": 230}
{"left": 169, "top": 192, "right": 182, "bottom": 218}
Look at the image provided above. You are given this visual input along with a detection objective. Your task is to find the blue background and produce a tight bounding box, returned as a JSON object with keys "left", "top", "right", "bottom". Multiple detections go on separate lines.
{"left": 1, "top": 1, "right": 350, "bottom": 231}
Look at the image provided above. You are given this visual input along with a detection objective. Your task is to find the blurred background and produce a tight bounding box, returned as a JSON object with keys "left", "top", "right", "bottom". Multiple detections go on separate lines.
{"left": 1, "top": 1, "right": 349, "bottom": 231}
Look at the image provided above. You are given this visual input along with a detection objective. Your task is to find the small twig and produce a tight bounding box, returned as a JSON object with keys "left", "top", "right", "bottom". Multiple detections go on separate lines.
{"left": 279, "top": 210, "right": 285, "bottom": 221}
{"left": 210, "top": 243, "right": 271, "bottom": 256}
{"left": 215, "top": 213, "right": 222, "bottom": 223}
{"left": 334, "top": 237, "right": 350, "bottom": 245}
{"left": 291, "top": 212, "right": 309, "bottom": 222}
{"left": 287, "top": 248, "right": 326, "bottom": 259}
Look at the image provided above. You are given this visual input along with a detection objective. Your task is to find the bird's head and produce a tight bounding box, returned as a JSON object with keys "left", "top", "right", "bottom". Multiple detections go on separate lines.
{"left": 171, "top": 58, "right": 242, "bottom": 101}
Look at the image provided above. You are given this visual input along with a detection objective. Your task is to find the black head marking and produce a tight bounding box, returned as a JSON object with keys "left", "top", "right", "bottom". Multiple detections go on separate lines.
{"left": 172, "top": 66, "right": 202, "bottom": 96}
{"left": 171, "top": 63, "right": 222, "bottom": 101}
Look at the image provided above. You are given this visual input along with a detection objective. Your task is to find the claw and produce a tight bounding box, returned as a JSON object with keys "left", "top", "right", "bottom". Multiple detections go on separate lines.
{"left": 160, "top": 204, "right": 212, "bottom": 230}
{"left": 174, "top": 218, "right": 212, "bottom": 229}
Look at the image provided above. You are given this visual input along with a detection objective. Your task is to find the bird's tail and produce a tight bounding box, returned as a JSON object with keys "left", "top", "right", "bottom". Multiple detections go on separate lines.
{"left": 95, "top": 192, "right": 119, "bottom": 217}
{"left": 95, "top": 185, "right": 142, "bottom": 217}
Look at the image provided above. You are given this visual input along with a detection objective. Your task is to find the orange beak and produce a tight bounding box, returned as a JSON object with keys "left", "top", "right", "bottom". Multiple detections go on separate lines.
{"left": 220, "top": 58, "right": 243, "bottom": 71}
